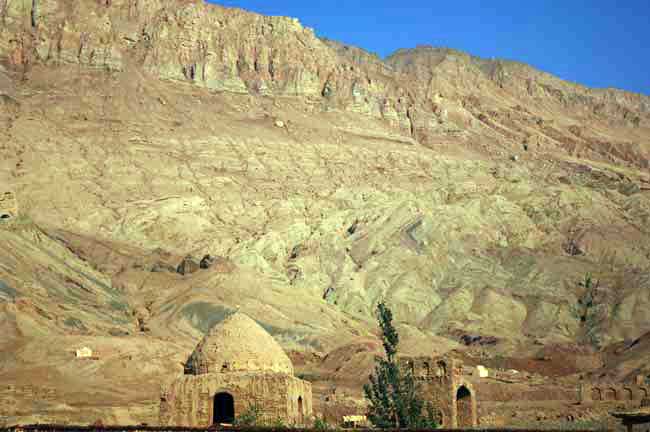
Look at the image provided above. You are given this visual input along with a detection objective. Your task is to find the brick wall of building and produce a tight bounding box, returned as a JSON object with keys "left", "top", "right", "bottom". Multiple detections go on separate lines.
{"left": 159, "top": 373, "right": 311, "bottom": 427}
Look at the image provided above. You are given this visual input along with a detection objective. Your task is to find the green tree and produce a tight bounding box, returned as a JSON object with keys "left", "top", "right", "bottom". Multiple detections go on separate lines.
{"left": 313, "top": 416, "right": 330, "bottom": 430}
{"left": 363, "top": 302, "right": 438, "bottom": 429}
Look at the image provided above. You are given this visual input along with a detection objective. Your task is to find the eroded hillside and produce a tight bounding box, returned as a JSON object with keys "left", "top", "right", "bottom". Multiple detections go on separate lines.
{"left": 1, "top": 0, "right": 650, "bottom": 426}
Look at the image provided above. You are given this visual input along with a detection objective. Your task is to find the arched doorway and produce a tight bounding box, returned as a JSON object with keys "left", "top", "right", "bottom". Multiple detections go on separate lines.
{"left": 436, "top": 360, "right": 447, "bottom": 377}
{"left": 213, "top": 392, "right": 234, "bottom": 425}
{"left": 456, "top": 386, "right": 473, "bottom": 427}
{"left": 423, "top": 362, "right": 430, "bottom": 378}
{"left": 591, "top": 387, "right": 602, "bottom": 401}
{"left": 623, "top": 388, "right": 634, "bottom": 401}
{"left": 297, "top": 396, "right": 304, "bottom": 424}
{"left": 604, "top": 388, "right": 617, "bottom": 401}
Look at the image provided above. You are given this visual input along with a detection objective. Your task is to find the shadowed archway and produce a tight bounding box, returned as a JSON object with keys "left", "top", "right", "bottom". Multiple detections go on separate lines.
{"left": 456, "top": 385, "right": 473, "bottom": 427}
{"left": 436, "top": 360, "right": 447, "bottom": 377}
{"left": 623, "top": 388, "right": 633, "bottom": 401}
{"left": 591, "top": 387, "right": 602, "bottom": 401}
{"left": 604, "top": 388, "right": 617, "bottom": 401}
{"left": 298, "top": 396, "right": 304, "bottom": 424}
{"left": 213, "top": 392, "right": 234, "bottom": 425}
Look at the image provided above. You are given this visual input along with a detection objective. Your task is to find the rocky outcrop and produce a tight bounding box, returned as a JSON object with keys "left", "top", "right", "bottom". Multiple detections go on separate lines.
{"left": 386, "top": 46, "right": 650, "bottom": 123}
{"left": 2, "top": 0, "right": 647, "bottom": 167}
{"left": 176, "top": 254, "right": 199, "bottom": 275}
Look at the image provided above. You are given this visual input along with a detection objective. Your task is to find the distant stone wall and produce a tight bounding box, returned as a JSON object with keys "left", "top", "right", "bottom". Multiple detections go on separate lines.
{"left": 0, "top": 384, "right": 59, "bottom": 419}
{"left": 1, "top": 425, "right": 603, "bottom": 432}
{"left": 3, "top": 428, "right": 205, "bottom": 432}
{"left": 474, "top": 380, "right": 578, "bottom": 403}
{"left": 580, "top": 383, "right": 649, "bottom": 403}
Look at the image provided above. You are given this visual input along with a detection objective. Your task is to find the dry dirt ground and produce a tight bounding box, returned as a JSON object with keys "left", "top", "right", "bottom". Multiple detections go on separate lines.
{"left": 1, "top": 0, "right": 650, "bottom": 427}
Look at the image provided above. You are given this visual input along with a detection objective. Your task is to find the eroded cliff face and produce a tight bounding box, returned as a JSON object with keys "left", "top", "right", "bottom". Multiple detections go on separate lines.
{"left": 1, "top": 0, "right": 411, "bottom": 132}
{"left": 1, "top": 0, "right": 650, "bottom": 426}
{"left": 2, "top": 0, "right": 648, "bottom": 159}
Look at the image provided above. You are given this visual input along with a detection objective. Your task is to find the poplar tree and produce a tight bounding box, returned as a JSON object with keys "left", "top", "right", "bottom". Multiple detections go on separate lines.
{"left": 363, "top": 302, "right": 438, "bottom": 429}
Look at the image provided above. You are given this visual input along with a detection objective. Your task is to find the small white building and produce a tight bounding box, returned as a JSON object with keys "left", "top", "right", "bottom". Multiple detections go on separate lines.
{"left": 476, "top": 365, "right": 489, "bottom": 378}
{"left": 342, "top": 415, "right": 367, "bottom": 428}
{"left": 75, "top": 347, "right": 93, "bottom": 358}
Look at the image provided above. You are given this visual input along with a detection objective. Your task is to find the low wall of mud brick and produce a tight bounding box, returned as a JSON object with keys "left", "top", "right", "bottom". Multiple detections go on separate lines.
{"left": 0, "top": 385, "right": 59, "bottom": 417}
{"left": 0, "top": 426, "right": 605, "bottom": 432}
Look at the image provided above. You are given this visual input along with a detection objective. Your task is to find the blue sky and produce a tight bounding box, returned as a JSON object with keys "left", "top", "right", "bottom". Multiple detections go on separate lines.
{"left": 208, "top": 1, "right": 649, "bottom": 96}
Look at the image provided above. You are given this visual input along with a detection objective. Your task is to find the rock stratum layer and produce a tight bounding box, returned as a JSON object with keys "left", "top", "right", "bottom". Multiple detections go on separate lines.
{"left": 1, "top": 0, "right": 650, "bottom": 426}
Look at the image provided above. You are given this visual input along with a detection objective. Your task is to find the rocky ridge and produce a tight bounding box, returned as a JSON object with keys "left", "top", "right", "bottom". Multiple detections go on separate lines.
{"left": 0, "top": 0, "right": 650, "bottom": 426}
{"left": 2, "top": 1, "right": 649, "bottom": 155}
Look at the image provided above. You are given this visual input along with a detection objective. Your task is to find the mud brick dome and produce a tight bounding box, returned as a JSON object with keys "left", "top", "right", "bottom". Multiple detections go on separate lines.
{"left": 159, "top": 312, "right": 312, "bottom": 427}
{"left": 185, "top": 313, "right": 294, "bottom": 375}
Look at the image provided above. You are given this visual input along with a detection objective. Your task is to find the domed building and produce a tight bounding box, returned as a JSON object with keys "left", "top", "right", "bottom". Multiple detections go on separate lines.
{"left": 159, "top": 313, "right": 312, "bottom": 426}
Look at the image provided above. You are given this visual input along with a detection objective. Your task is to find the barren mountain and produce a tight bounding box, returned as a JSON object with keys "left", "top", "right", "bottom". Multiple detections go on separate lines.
{"left": 1, "top": 0, "right": 649, "bottom": 426}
